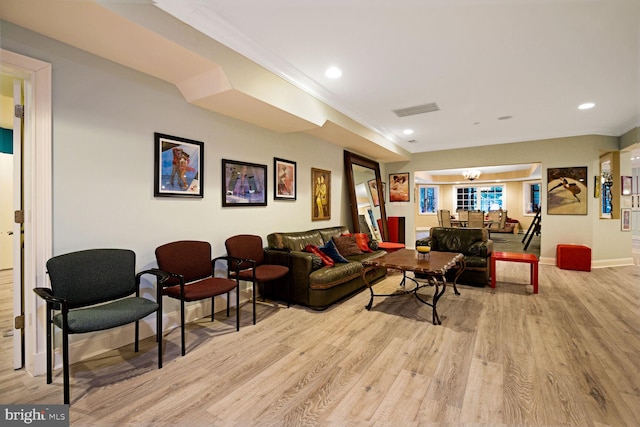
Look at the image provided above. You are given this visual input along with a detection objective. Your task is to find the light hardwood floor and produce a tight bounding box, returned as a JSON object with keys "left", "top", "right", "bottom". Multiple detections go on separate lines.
{"left": 1, "top": 262, "right": 640, "bottom": 426}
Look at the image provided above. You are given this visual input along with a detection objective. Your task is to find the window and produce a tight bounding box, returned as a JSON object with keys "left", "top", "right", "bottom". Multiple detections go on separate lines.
{"left": 417, "top": 185, "right": 439, "bottom": 214}
{"left": 455, "top": 185, "right": 504, "bottom": 211}
{"left": 523, "top": 181, "right": 541, "bottom": 214}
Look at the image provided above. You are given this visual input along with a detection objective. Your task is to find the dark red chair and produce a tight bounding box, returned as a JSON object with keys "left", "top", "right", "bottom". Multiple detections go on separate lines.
{"left": 224, "top": 234, "right": 290, "bottom": 325}
{"left": 155, "top": 240, "right": 241, "bottom": 356}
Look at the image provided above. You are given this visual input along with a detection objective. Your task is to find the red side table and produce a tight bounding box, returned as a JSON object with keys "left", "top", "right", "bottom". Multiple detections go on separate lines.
{"left": 491, "top": 251, "right": 539, "bottom": 293}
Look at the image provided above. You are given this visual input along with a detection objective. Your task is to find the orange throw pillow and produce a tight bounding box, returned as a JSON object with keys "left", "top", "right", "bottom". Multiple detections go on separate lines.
{"left": 353, "top": 233, "right": 373, "bottom": 252}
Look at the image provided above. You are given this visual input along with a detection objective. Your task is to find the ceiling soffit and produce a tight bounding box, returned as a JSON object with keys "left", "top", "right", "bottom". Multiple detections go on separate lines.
{"left": 0, "top": 0, "right": 409, "bottom": 162}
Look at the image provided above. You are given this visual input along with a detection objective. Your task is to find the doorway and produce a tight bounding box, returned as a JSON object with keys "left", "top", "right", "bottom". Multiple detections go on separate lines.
{"left": 1, "top": 49, "right": 52, "bottom": 376}
{"left": 0, "top": 72, "right": 22, "bottom": 369}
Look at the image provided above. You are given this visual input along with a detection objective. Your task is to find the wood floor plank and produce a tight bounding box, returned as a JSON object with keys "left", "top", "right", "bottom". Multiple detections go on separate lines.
{"left": 458, "top": 358, "right": 503, "bottom": 424}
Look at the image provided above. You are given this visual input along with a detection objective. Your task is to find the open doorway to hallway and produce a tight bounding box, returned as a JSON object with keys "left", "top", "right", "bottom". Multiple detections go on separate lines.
{"left": 1, "top": 49, "right": 52, "bottom": 376}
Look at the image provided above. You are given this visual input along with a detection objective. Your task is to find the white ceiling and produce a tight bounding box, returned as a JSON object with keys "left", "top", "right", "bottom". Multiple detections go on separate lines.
{"left": 156, "top": 0, "right": 640, "bottom": 154}
{"left": 1, "top": 0, "right": 638, "bottom": 163}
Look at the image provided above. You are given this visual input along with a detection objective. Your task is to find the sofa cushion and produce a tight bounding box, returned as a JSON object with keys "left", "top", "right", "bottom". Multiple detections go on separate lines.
{"left": 320, "top": 240, "right": 349, "bottom": 263}
{"left": 319, "top": 226, "right": 350, "bottom": 243}
{"left": 309, "top": 261, "right": 363, "bottom": 289}
{"left": 268, "top": 230, "right": 324, "bottom": 251}
{"left": 429, "top": 227, "right": 488, "bottom": 256}
{"left": 465, "top": 255, "right": 488, "bottom": 268}
{"left": 304, "top": 245, "right": 334, "bottom": 267}
{"left": 352, "top": 233, "right": 373, "bottom": 253}
{"left": 332, "top": 235, "right": 364, "bottom": 256}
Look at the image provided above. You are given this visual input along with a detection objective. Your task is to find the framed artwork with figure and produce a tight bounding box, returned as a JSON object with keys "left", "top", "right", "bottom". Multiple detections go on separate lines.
{"left": 222, "top": 159, "right": 267, "bottom": 207}
{"left": 274, "top": 157, "right": 296, "bottom": 200}
{"left": 547, "top": 167, "right": 587, "bottom": 215}
{"left": 154, "top": 132, "right": 203, "bottom": 198}
{"left": 312, "top": 168, "right": 331, "bottom": 220}
{"left": 389, "top": 172, "right": 410, "bottom": 202}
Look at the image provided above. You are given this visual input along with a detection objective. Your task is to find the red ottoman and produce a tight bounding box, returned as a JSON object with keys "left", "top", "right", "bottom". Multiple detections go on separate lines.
{"left": 556, "top": 244, "right": 591, "bottom": 271}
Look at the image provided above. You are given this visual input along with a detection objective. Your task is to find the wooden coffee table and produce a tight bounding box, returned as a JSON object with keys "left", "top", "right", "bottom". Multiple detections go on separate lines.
{"left": 361, "top": 249, "right": 465, "bottom": 325}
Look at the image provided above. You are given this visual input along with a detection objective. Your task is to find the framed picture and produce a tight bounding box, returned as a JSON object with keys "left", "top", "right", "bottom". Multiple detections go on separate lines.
{"left": 621, "top": 208, "right": 631, "bottom": 231}
{"left": 154, "top": 133, "right": 203, "bottom": 198}
{"left": 621, "top": 176, "right": 632, "bottom": 196}
{"left": 222, "top": 159, "right": 267, "bottom": 207}
{"left": 367, "top": 179, "right": 380, "bottom": 207}
{"left": 274, "top": 157, "right": 296, "bottom": 200}
{"left": 389, "top": 172, "right": 410, "bottom": 202}
{"left": 547, "top": 167, "right": 587, "bottom": 215}
{"left": 593, "top": 176, "right": 600, "bottom": 198}
{"left": 312, "top": 168, "right": 331, "bottom": 220}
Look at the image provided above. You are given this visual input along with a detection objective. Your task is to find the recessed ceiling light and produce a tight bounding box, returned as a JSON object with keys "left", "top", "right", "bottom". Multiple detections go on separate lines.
{"left": 325, "top": 66, "right": 342, "bottom": 79}
{"left": 403, "top": 129, "right": 414, "bottom": 135}
{"left": 578, "top": 102, "right": 595, "bottom": 110}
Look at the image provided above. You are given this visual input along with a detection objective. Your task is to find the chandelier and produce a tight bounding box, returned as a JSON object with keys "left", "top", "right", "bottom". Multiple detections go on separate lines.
{"left": 462, "top": 169, "right": 481, "bottom": 181}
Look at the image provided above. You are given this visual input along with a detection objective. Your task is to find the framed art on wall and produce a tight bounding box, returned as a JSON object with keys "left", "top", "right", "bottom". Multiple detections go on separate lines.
{"left": 621, "top": 208, "right": 631, "bottom": 231}
{"left": 547, "top": 167, "right": 587, "bottom": 215}
{"left": 389, "top": 172, "right": 410, "bottom": 202}
{"left": 154, "top": 132, "right": 203, "bottom": 198}
{"left": 222, "top": 159, "right": 267, "bottom": 206}
{"left": 274, "top": 157, "right": 296, "bottom": 200}
{"left": 367, "top": 179, "right": 380, "bottom": 207}
{"left": 621, "top": 176, "right": 632, "bottom": 196}
{"left": 312, "top": 168, "right": 331, "bottom": 220}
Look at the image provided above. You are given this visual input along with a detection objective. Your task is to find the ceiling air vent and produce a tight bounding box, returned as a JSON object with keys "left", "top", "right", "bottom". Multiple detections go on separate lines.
{"left": 393, "top": 102, "right": 440, "bottom": 117}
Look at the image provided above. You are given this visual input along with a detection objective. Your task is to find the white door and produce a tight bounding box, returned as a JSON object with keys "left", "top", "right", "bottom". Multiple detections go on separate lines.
{"left": 12, "top": 78, "right": 23, "bottom": 369}
{"left": 0, "top": 153, "right": 11, "bottom": 269}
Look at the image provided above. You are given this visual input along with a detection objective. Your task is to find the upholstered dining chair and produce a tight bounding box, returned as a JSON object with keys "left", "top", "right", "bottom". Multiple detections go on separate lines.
{"left": 467, "top": 210, "right": 486, "bottom": 229}
{"left": 225, "top": 234, "right": 290, "bottom": 325}
{"left": 34, "top": 248, "right": 168, "bottom": 404}
{"left": 487, "top": 210, "right": 501, "bottom": 230}
{"left": 457, "top": 209, "right": 469, "bottom": 225}
{"left": 439, "top": 209, "right": 452, "bottom": 227}
{"left": 155, "top": 240, "right": 242, "bottom": 356}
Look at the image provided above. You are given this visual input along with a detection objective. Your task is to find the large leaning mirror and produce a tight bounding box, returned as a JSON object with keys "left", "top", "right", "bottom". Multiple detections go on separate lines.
{"left": 344, "top": 150, "right": 388, "bottom": 241}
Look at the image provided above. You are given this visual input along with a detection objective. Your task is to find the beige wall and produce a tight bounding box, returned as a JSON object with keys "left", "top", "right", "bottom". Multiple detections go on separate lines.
{"left": 387, "top": 135, "right": 631, "bottom": 265}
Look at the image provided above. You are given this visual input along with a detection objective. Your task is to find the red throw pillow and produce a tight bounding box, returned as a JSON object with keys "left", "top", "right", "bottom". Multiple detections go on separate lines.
{"left": 304, "top": 244, "right": 335, "bottom": 267}
{"left": 353, "top": 233, "right": 373, "bottom": 252}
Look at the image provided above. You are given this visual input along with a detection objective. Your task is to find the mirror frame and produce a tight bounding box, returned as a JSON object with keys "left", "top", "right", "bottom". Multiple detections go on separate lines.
{"left": 344, "top": 150, "right": 389, "bottom": 241}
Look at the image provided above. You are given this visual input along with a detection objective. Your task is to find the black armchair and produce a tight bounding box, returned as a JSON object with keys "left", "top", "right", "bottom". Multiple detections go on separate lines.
{"left": 34, "top": 248, "right": 168, "bottom": 405}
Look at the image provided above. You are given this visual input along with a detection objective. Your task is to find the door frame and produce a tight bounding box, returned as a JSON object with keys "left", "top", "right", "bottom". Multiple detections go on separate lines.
{"left": 1, "top": 49, "right": 52, "bottom": 376}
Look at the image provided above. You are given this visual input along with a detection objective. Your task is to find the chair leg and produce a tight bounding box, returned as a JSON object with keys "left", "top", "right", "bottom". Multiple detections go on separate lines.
{"left": 287, "top": 276, "right": 291, "bottom": 308}
{"left": 135, "top": 319, "right": 139, "bottom": 352}
{"left": 252, "top": 281, "right": 257, "bottom": 325}
{"left": 157, "top": 305, "right": 163, "bottom": 369}
{"left": 226, "top": 292, "right": 230, "bottom": 317}
{"left": 236, "top": 283, "right": 240, "bottom": 331}
{"left": 62, "top": 329, "right": 70, "bottom": 405}
{"left": 180, "top": 299, "right": 186, "bottom": 356}
{"left": 211, "top": 296, "right": 215, "bottom": 322}
{"left": 46, "top": 305, "right": 52, "bottom": 384}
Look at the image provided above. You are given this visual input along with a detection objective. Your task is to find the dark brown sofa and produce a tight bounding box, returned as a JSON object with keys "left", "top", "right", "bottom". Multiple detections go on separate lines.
{"left": 416, "top": 226, "right": 493, "bottom": 287}
{"left": 263, "top": 226, "right": 387, "bottom": 310}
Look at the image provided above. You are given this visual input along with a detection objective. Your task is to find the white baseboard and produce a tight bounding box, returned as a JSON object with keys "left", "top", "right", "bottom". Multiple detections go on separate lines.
{"left": 540, "top": 257, "right": 634, "bottom": 268}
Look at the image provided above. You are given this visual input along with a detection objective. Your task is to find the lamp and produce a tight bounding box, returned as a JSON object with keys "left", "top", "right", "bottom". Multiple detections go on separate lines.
{"left": 463, "top": 169, "right": 481, "bottom": 181}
